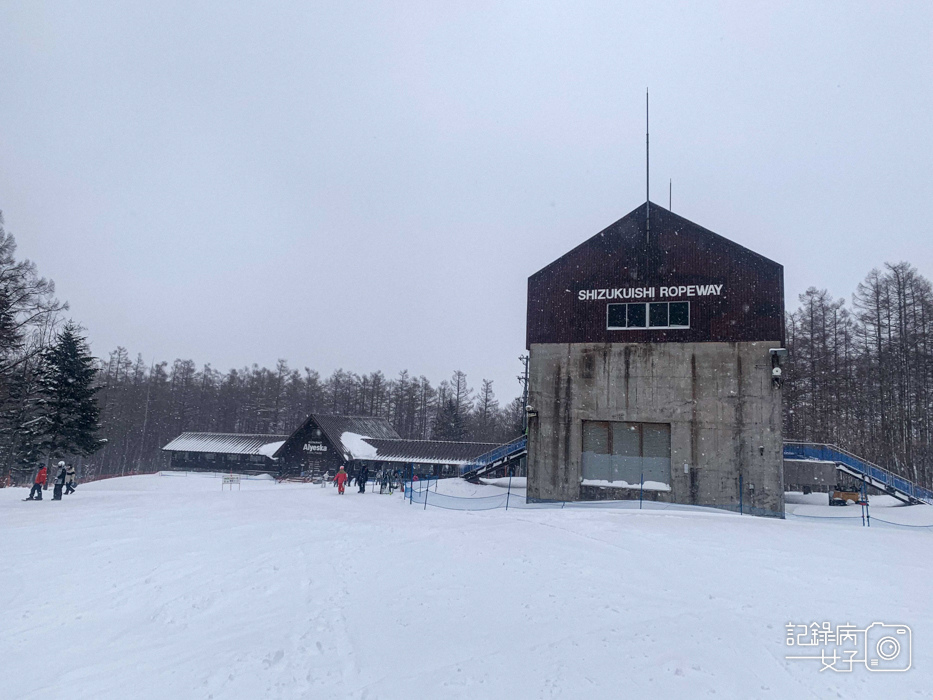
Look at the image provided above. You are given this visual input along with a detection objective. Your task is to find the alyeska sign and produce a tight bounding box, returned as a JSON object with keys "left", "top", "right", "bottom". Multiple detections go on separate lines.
{"left": 578, "top": 284, "right": 723, "bottom": 301}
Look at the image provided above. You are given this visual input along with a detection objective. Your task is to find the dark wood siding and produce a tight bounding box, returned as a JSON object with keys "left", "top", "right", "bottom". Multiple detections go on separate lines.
{"left": 168, "top": 451, "right": 276, "bottom": 474}
{"left": 277, "top": 417, "right": 346, "bottom": 475}
{"left": 527, "top": 203, "right": 784, "bottom": 346}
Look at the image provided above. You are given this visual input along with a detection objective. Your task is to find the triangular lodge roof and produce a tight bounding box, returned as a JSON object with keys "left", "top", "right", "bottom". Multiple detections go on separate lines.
{"left": 271, "top": 414, "right": 401, "bottom": 461}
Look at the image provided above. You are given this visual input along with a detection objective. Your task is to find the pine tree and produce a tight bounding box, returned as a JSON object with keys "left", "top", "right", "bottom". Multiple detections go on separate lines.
{"left": 433, "top": 397, "right": 466, "bottom": 441}
{"left": 34, "top": 323, "right": 105, "bottom": 459}
{"left": 471, "top": 379, "right": 499, "bottom": 442}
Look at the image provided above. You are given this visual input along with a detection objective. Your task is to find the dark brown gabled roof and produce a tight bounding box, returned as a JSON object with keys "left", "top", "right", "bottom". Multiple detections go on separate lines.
{"left": 360, "top": 439, "right": 500, "bottom": 465}
{"left": 313, "top": 415, "right": 401, "bottom": 442}
{"left": 527, "top": 201, "right": 785, "bottom": 346}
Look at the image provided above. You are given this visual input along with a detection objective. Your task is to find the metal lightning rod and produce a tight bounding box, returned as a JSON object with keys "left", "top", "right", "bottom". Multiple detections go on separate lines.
{"left": 646, "top": 89, "right": 650, "bottom": 243}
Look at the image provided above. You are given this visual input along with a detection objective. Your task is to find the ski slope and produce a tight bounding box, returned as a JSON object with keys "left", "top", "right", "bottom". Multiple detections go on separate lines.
{"left": 1, "top": 473, "right": 931, "bottom": 699}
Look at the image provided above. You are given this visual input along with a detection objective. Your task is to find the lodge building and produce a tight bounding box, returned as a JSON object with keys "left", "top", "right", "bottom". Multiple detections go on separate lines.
{"left": 162, "top": 432, "right": 288, "bottom": 473}
{"left": 525, "top": 202, "right": 786, "bottom": 515}
{"left": 162, "top": 414, "right": 497, "bottom": 479}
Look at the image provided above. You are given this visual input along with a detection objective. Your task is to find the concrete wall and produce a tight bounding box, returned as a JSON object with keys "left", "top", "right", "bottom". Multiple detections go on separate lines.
{"left": 783, "top": 460, "right": 838, "bottom": 489}
{"left": 527, "top": 341, "right": 784, "bottom": 516}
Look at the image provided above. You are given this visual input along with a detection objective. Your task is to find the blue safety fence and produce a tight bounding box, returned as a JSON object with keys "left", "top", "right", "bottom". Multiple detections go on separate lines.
{"left": 402, "top": 479, "right": 933, "bottom": 529}
{"left": 402, "top": 480, "right": 788, "bottom": 517}
{"left": 869, "top": 517, "right": 933, "bottom": 529}
{"left": 786, "top": 511, "right": 933, "bottom": 530}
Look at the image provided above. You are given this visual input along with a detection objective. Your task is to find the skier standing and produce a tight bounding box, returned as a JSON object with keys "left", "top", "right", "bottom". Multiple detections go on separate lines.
{"left": 334, "top": 466, "right": 348, "bottom": 495}
{"left": 52, "top": 461, "right": 67, "bottom": 501}
{"left": 65, "top": 463, "right": 77, "bottom": 495}
{"left": 26, "top": 466, "right": 47, "bottom": 500}
{"left": 358, "top": 463, "right": 369, "bottom": 493}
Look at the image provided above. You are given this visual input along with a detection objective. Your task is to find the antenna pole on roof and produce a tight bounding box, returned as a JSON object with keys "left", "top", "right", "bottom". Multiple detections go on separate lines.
{"left": 646, "top": 89, "right": 650, "bottom": 243}
{"left": 669, "top": 178, "right": 672, "bottom": 211}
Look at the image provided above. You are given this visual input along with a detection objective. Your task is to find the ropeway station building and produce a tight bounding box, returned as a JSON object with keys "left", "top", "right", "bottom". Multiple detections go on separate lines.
{"left": 160, "top": 200, "right": 933, "bottom": 511}
{"left": 525, "top": 202, "right": 786, "bottom": 515}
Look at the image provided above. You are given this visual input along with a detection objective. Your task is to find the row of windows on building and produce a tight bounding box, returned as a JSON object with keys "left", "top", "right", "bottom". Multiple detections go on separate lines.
{"left": 175, "top": 453, "right": 269, "bottom": 463}
{"left": 607, "top": 301, "right": 689, "bottom": 330}
{"left": 581, "top": 421, "right": 672, "bottom": 485}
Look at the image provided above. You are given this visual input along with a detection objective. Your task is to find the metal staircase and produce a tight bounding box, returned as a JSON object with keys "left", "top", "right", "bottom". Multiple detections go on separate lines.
{"left": 460, "top": 436, "right": 527, "bottom": 480}
{"left": 783, "top": 441, "right": 933, "bottom": 505}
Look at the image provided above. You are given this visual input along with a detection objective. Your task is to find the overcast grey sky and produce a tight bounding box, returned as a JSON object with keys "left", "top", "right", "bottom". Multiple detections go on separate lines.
{"left": 1, "top": 1, "right": 931, "bottom": 399}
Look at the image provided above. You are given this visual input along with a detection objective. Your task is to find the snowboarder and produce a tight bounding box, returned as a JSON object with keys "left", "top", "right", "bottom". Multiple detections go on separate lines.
{"left": 52, "top": 461, "right": 67, "bottom": 501}
{"left": 334, "top": 466, "right": 348, "bottom": 495}
{"left": 65, "top": 463, "right": 77, "bottom": 495}
{"left": 358, "top": 463, "right": 369, "bottom": 493}
{"left": 26, "top": 466, "right": 47, "bottom": 500}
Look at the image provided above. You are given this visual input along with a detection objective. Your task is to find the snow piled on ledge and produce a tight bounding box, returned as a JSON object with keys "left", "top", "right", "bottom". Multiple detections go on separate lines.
{"left": 582, "top": 478, "right": 672, "bottom": 492}
{"left": 257, "top": 440, "right": 285, "bottom": 458}
{"left": 340, "top": 432, "right": 378, "bottom": 459}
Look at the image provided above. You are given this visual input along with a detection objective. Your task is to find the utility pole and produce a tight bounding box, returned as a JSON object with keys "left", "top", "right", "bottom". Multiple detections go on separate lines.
{"left": 518, "top": 355, "right": 529, "bottom": 434}
{"left": 646, "top": 89, "right": 650, "bottom": 243}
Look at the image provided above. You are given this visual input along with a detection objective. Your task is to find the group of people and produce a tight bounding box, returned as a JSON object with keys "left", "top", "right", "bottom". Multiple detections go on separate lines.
{"left": 330, "top": 464, "right": 404, "bottom": 495}
{"left": 26, "top": 461, "right": 77, "bottom": 501}
{"left": 332, "top": 464, "right": 370, "bottom": 494}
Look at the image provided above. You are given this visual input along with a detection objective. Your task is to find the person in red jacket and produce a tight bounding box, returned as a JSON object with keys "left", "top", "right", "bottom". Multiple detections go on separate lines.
{"left": 27, "top": 466, "right": 47, "bottom": 500}
{"left": 334, "top": 466, "right": 348, "bottom": 495}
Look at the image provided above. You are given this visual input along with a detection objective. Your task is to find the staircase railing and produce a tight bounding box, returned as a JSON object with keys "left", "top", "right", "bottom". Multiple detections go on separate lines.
{"left": 783, "top": 441, "right": 933, "bottom": 505}
{"left": 460, "top": 436, "right": 527, "bottom": 477}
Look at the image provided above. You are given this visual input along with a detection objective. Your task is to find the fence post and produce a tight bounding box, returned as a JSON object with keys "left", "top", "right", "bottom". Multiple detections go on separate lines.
{"left": 423, "top": 476, "right": 429, "bottom": 510}
{"left": 864, "top": 476, "right": 871, "bottom": 527}
{"left": 860, "top": 477, "right": 867, "bottom": 527}
{"left": 409, "top": 464, "right": 413, "bottom": 505}
{"left": 639, "top": 470, "right": 644, "bottom": 510}
{"left": 739, "top": 474, "right": 744, "bottom": 515}
{"left": 506, "top": 468, "right": 513, "bottom": 510}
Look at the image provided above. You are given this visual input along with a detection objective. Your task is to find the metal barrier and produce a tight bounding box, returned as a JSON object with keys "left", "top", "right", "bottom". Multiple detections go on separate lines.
{"left": 460, "top": 436, "right": 527, "bottom": 477}
{"left": 783, "top": 442, "right": 933, "bottom": 505}
{"left": 402, "top": 480, "right": 787, "bottom": 517}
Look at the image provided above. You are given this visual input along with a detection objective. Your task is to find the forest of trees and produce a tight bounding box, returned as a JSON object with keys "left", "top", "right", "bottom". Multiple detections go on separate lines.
{"left": 784, "top": 261, "right": 933, "bottom": 489}
{"left": 2, "top": 209, "right": 933, "bottom": 489}
{"left": 88, "top": 358, "right": 524, "bottom": 478}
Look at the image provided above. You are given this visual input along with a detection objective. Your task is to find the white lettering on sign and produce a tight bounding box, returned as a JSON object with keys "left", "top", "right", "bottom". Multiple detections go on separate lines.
{"left": 659, "top": 284, "right": 723, "bottom": 298}
{"left": 303, "top": 443, "right": 327, "bottom": 453}
{"left": 578, "top": 284, "right": 722, "bottom": 301}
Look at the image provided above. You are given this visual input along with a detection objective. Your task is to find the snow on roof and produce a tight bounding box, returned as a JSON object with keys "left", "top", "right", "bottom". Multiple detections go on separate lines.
{"left": 340, "top": 432, "right": 379, "bottom": 460}
{"left": 162, "top": 433, "right": 289, "bottom": 456}
{"left": 330, "top": 431, "right": 500, "bottom": 465}
{"left": 354, "top": 438, "right": 500, "bottom": 465}
{"left": 257, "top": 440, "right": 286, "bottom": 458}
{"left": 314, "top": 415, "right": 400, "bottom": 442}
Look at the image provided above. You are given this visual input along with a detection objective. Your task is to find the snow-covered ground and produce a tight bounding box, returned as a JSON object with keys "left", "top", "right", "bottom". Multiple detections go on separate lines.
{"left": 2, "top": 473, "right": 931, "bottom": 699}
